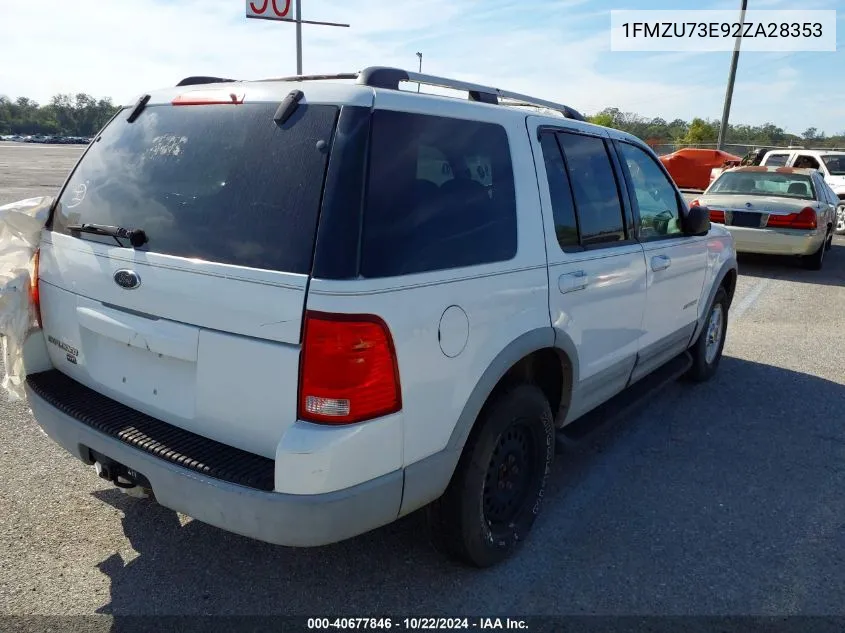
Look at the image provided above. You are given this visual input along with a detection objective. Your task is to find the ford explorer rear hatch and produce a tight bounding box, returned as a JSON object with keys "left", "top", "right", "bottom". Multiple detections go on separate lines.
{"left": 37, "top": 93, "right": 339, "bottom": 458}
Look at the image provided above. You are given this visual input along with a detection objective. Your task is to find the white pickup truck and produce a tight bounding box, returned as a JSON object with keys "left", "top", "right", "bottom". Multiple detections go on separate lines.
{"left": 758, "top": 149, "right": 845, "bottom": 234}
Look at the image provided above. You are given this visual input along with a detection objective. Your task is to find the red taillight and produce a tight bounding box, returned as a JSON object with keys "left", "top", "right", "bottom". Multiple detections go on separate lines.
{"left": 298, "top": 311, "right": 401, "bottom": 425}
{"left": 171, "top": 90, "right": 245, "bottom": 106}
{"left": 31, "top": 248, "right": 42, "bottom": 328}
{"left": 690, "top": 198, "right": 723, "bottom": 222}
{"left": 766, "top": 207, "right": 817, "bottom": 230}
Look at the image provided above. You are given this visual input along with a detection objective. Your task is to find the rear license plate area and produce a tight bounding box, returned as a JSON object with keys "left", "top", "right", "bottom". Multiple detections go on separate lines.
{"left": 730, "top": 212, "right": 762, "bottom": 228}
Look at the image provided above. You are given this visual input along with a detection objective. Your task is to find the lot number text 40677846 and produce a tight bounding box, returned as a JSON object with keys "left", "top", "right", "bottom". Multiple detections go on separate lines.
{"left": 306, "top": 618, "right": 529, "bottom": 630}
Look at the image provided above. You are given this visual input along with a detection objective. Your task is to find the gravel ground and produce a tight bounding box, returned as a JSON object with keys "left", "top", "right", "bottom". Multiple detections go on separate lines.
{"left": 1, "top": 143, "right": 845, "bottom": 618}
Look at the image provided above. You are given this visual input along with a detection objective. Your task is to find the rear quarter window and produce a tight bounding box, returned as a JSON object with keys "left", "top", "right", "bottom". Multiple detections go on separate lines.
{"left": 763, "top": 154, "right": 789, "bottom": 167}
{"left": 360, "top": 110, "right": 517, "bottom": 278}
{"left": 51, "top": 102, "right": 339, "bottom": 274}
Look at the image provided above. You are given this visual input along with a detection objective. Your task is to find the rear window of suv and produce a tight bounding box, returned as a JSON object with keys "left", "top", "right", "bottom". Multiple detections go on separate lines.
{"left": 51, "top": 102, "right": 339, "bottom": 274}
{"left": 360, "top": 110, "right": 517, "bottom": 278}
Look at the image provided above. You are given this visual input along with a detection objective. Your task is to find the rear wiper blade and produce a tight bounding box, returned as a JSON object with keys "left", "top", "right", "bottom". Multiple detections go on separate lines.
{"left": 66, "top": 223, "right": 148, "bottom": 248}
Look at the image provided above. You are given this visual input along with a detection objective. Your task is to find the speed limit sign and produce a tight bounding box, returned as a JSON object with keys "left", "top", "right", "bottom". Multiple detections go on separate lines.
{"left": 245, "top": 0, "right": 292, "bottom": 19}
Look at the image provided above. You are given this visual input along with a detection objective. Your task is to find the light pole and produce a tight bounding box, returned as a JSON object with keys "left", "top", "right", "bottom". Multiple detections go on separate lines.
{"left": 717, "top": 0, "right": 748, "bottom": 150}
{"left": 416, "top": 52, "right": 422, "bottom": 92}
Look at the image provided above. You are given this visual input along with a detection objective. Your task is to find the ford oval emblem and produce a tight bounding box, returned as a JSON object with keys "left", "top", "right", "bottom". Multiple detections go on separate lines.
{"left": 113, "top": 269, "right": 141, "bottom": 290}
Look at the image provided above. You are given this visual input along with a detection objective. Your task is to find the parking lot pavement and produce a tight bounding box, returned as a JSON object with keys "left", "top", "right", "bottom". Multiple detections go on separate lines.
{"left": 0, "top": 143, "right": 83, "bottom": 206}
{"left": 1, "top": 146, "right": 845, "bottom": 616}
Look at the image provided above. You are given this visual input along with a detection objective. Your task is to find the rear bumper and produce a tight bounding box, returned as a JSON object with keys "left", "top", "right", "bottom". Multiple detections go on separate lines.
{"left": 26, "top": 383, "right": 404, "bottom": 547}
{"left": 724, "top": 226, "right": 825, "bottom": 256}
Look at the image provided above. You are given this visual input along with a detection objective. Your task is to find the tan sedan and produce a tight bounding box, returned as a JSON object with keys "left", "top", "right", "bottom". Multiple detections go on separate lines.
{"left": 691, "top": 166, "right": 837, "bottom": 270}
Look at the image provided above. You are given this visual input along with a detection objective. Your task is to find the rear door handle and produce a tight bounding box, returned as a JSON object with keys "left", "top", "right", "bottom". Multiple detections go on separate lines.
{"left": 651, "top": 255, "right": 671, "bottom": 272}
{"left": 558, "top": 270, "right": 589, "bottom": 294}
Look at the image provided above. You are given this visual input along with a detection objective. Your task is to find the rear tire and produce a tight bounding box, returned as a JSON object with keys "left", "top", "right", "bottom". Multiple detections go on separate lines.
{"left": 684, "top": 287, "right": 728, "bottom": 383}
{"left": 427, "top": 384, "right": 554, "bottom": 568}
{"left": 802, "top": 234, "right": 828, "bottom": 270}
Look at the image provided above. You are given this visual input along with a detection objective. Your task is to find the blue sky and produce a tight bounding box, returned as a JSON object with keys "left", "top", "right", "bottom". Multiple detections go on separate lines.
{"left": 1, "top": 0, "right": 842, "bottom": 135}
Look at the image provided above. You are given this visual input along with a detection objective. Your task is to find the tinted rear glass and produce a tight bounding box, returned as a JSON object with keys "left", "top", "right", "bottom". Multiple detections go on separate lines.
{"left": 360, "top": 110, "right": 517, "bottom": 278}
{"left": 764, "top": 154, "right": 789, "bottom": 167}
{"left": 539, "top": 132, "right": 579, "bottom": 250}
{"left": 556, "top": 132, "right": 626, "bottom": 245}
{"left": 52, "top": 102, "right": 338, "bottom": 274}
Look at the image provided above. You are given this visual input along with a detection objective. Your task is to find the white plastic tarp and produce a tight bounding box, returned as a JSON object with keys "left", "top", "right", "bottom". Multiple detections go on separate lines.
{"left": 0, "top": 196, "right": 51, "bottom": 401}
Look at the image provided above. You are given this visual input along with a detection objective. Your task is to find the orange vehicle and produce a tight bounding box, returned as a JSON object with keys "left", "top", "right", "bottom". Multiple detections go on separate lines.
{"left": 659, "top": 148, "right": 742, "bottom": 191}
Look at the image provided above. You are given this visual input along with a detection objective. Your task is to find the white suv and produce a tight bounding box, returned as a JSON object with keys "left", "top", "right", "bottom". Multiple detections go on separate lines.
{"left": 19, "top": 67, "right": 737, "bottom": 567}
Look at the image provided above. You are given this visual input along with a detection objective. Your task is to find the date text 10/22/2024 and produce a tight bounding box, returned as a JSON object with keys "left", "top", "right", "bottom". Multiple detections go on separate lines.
{"left": 307, "top": 618, "right": 529, "bottom": 630}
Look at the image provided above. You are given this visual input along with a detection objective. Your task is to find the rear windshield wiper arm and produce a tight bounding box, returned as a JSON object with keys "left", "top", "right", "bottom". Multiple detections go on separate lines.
{"left": 66, "top": 223, "right": 148, "bottom": 248}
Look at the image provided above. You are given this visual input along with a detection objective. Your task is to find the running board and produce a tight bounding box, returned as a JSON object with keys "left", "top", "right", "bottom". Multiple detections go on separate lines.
{"left": 556, "top": 350, "right": 693, "bottom": 452}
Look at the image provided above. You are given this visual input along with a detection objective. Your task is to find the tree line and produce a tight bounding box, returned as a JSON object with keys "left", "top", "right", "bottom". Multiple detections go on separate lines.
{"left": 586, "top": 107, "right": 845, "bottom": 150}
{"left": 2, "top": 93, "right": 843, "bottom": 149}
{"left": 0, "top": 94, "right": 120, "bottom": 136}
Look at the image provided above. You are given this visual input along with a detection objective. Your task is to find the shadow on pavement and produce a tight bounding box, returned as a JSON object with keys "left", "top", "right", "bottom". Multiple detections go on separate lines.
{"left": 92, "top": 356, "right": 845, "bottom": 617}
{"left": 736, "top": 240, "right": 845, "bottom": 287}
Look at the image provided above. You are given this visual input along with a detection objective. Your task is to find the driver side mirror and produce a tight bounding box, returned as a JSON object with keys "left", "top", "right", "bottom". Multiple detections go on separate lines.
{"left": 684, "top": 205, "right": 711, "bottom": 236}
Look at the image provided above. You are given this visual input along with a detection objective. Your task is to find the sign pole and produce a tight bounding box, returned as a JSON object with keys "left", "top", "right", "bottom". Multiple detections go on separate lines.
{"left": 295, "top": 0, "right": 303, "bottom": 75}
{"left": 245, "top": 1, "right": 350, "bottom": 76}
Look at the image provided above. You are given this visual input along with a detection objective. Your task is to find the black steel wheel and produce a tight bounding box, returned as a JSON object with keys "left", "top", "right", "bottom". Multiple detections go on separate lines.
{"left": 427, "top": 384, "right": 554, "bottom": 568}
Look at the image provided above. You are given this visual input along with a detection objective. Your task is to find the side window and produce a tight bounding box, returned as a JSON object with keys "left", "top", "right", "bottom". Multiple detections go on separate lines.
{"left": 814, "top": 176, "right": 826, "bottom": 203}
{"left": 361, "top": 110, "right": 517, "bottom": 278}
{"left": 794, "top": 154, "right": 821, "bottom": 169}
{"left": 555, "top": 132, "right": 626, "bottom": 246}
{"left": 765, "top": 153, "right": 789, "bottom": 167}
{"left": 539, "top": 132, "right": 579, "bottom": 249}
{"left": 616, "top": 142, "right": 684, "bottom": 239}
{"left": 821, "top": 180, "right": 837, "bottom": 205}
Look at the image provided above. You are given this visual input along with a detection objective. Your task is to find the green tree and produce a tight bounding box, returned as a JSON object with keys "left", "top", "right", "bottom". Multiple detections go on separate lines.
{"left": 0, "top": 93, "right": 120, "bottom": 136}
{"left": 681, "top": 118, "right": 718, "bottom": 145}
{"left": 588, "top": 112, "right": 615, "bottom": 128}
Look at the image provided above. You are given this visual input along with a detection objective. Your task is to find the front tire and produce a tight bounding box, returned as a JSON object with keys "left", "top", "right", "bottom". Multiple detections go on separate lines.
{"left": 427, "top": 384, "right": 554, "bottom": 568}
{"left": 685, "top": 287, "right": 728, "bottom": 383}
{"left": 835, "top": 203, "right": 845, "bottom": 236}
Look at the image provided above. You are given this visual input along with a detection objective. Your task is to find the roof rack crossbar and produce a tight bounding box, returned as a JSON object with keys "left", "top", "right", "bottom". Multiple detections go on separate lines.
{"left": 380, "top": 69, "right": 586, "bottom": 120}
{"left": 253, "top": 66, "right": 586, "bottom": 121}
{"left": 406, "top": 70, "right": 585, "bottom": 121}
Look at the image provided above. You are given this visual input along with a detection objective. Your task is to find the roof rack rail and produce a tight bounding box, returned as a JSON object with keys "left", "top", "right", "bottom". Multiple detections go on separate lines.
{"left": 176, "top": 76, "right": 237, "bottom": 87}
{"left": 264, "top": 73, "right": 359, "bottom": 82}
{"left": 263, "top": 66, "right": 586, "bottom": 121}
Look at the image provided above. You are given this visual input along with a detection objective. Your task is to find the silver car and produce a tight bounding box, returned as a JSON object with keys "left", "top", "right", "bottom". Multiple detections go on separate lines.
{"left": 692, "top": 166, "right": 836, "bottom": 270}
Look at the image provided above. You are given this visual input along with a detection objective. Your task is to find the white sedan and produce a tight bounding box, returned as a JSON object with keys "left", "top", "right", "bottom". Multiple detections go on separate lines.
{"left": 691, "top": 166, "right": 837, "bottom": 270}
